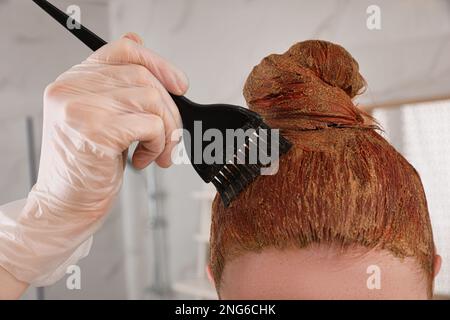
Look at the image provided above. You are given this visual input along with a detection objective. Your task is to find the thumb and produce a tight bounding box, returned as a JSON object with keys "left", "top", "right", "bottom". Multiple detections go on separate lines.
{"left": 122, "top": 32, "right": 144, "bottom": 45}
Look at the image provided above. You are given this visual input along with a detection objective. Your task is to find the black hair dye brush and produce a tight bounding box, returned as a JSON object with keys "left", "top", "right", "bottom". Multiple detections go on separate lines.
{"left": 32, "top": 0, "right": 292, "bottom": 207}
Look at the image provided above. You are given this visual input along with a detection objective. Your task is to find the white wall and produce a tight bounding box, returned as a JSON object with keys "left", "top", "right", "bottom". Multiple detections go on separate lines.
{"left": 109, "top": 0, "right": 450, "bottom": 107}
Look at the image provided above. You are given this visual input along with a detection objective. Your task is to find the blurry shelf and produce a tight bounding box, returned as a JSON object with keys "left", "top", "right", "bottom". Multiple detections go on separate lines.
{"left": 173, "top": 277, "right": 217, "bottom": 300}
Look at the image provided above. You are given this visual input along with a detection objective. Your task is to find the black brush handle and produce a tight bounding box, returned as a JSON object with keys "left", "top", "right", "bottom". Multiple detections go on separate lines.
{"left": 32, "top": 0, "right": 107, "bottom": 51}
{"left": 32, "top": 0, "right": 193, "bottom": 112}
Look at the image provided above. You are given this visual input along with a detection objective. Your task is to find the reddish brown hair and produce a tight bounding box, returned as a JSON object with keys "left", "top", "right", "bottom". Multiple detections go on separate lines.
{"left": 210, "top": 40, "right": 434, "bottom": 293}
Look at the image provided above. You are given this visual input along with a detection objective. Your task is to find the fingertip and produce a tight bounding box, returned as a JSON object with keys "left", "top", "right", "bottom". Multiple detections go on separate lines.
{"left": 122, "top": 32, "right": 144, "bottom": 45}
{"left": 131, "top": 146, "right": 155, "bottom": 169}
{"left": 132, "top": 155, "right": 151, "bottom": 170}
{"left": 155, "top": 159, "right": 172, "bottom": 169}
{"left": 155, "top": 154, "right": 173, "bottom": 168}
{"left": 132, "top": 161, "right": 145, "bottom": 170}
{"left": 155, "top": 148, "right": 174, "bottom": 168}
{"left": 174, "top": 70, "right": 189, "bottom": 95}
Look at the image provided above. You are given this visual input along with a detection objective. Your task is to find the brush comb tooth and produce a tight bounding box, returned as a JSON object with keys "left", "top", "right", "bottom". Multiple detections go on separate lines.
{"left": 213, "top": 122, "right": 292, "bottom": 207}
{"left": 216, "top": 164, "right": 260, "bottom": 207}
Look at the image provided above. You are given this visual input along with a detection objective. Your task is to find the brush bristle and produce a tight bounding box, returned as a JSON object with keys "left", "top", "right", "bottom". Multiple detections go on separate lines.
{"left": 212, "top": 123, "right": 292, "bottom": 207}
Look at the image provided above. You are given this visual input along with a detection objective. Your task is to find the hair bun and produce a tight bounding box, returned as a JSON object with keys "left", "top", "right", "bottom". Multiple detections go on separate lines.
{"left": 243, "top": 40, "right": 371, "bottom": 130}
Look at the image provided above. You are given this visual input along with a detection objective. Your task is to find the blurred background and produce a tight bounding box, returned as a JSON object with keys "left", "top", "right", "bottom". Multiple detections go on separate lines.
{"left": 0, "top": 0, "right": 449, "bottom": 299}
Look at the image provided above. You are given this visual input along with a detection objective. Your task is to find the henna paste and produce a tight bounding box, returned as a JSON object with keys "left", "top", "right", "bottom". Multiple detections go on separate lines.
{"left": 210, "top": 40, "right": 435, "bottom": 293}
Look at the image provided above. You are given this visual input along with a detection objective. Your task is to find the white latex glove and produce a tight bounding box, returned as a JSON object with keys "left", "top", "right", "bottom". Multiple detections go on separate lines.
{"left": 0, "top": 33, "right": 188, "bottom": 286}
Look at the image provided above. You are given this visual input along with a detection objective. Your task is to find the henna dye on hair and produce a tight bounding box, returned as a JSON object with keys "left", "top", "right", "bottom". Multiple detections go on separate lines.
{"left": 209, "top": 40, "right": 435, "bottom": 293}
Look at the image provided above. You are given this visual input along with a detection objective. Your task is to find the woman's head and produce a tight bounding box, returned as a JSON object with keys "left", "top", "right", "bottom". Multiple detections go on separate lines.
{"left": 209, "top": 40, "right": 440, "bottom": 299}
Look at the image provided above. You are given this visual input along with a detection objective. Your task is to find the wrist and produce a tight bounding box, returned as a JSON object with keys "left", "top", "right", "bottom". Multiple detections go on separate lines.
{"left": 0, "top": 265, "right": 29, "bottom": 300}
{"left": 0, "top": 197, "right": 99, "bottom": 286}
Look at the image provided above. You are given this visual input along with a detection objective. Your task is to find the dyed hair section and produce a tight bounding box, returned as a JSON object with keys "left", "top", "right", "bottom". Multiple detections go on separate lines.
{"left": 209, "top": 40, "right": 434, "bottom": 292}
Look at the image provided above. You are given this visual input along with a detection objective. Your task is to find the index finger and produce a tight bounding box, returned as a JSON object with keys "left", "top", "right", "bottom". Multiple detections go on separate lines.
{"left": 86, "top": 34, "right": 189, "bottom": 96}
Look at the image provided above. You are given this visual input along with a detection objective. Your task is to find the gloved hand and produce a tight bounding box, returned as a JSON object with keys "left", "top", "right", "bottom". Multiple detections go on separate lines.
{"left": 0, "top": 33, "right": 188, "bottom": 286}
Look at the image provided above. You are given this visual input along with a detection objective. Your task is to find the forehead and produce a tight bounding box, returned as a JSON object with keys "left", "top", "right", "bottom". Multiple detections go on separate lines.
{"left": 219, "top": 246, "right": 427, "bottom": 299}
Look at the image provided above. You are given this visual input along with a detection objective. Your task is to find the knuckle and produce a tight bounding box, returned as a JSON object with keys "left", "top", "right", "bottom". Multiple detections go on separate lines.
{"left": 153, "top": 116, "right": 165, "bottom": 134}
{"left": 145, "top": 88, "right": 164, "bottom": 115}
{"left": 117, "top": 38, "right": 135, "bottom": 55}
{"left": 131, "top": 64, "right": 151, "bottom": 84}
{"left": 61, "top": 100, "right": 81, "bottom": 122}
{"left": 150, "top": 117, "right": 165, "bottom": 145}
{"left": 146, "top": 87, "right": 161, "bottom": 103}
{"left": 44, "top": 82, "right": 63, "bottom": 101}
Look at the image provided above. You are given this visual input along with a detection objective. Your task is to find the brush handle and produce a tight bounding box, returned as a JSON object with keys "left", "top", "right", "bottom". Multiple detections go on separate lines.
{"left": 32, "top": 0, "right": 107, "bottom": 51}
{"left": 32, "top": 0, "right": 194, "bottom": 112}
